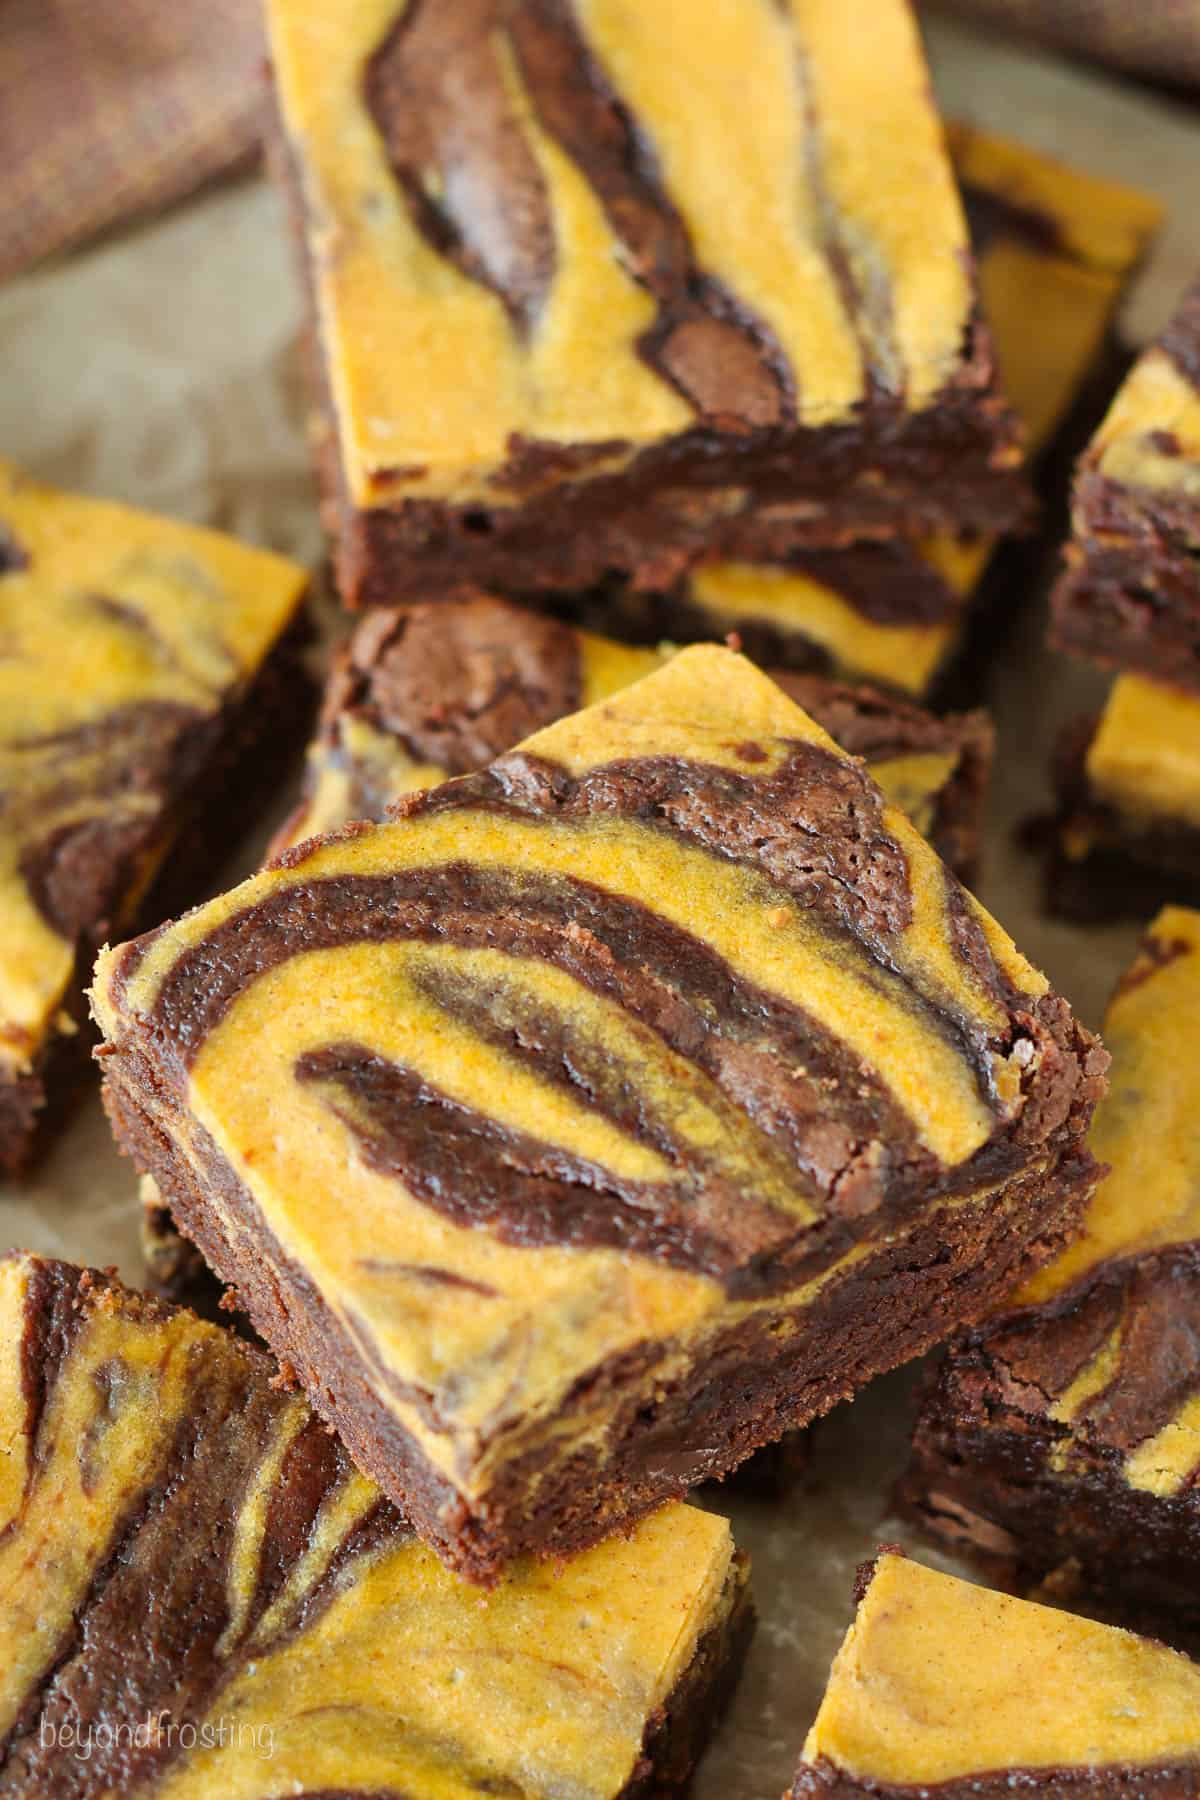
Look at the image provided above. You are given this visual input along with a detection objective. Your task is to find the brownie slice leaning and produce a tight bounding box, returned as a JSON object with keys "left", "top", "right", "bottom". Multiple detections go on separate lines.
{"left": 789, "top": 1550, "right": 1200, "bottom": 1798}
{"left": 94, "top": 646, "right": 1106, "bottom": 1584}
{"left": 274, "top": 593, "right": 993, "bottom": 881}
{"left": 1052, "top": 277, "right": 1200, "bottom": 691}
{"left": 0, "top": 457, "right": 310, "bottom": 1173}
{"left": 592, "top": 121, "right": 1161, "bottom": 697}
{"left": 897, "top": 906, "right": 1200, "bottom": 1648}
{"left": 0, "top": 1250, "right": 749, "bottom": 1798}
{"left": 266, "top": 0, "right": 1025, "bottom": 607}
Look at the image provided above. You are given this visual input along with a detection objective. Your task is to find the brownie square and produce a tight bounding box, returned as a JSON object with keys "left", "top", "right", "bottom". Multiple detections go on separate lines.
{"left": 266, "top": 0, "right": 1027, "bottom": 606}
{"left": 0, "top": 1250, "right": 749, "bottom": 1796}
{"left": 789, "top": 1550, "right": 1200, "bottom": 1798}
{"left": 586, "top": 121, "right": 1161, "bottom": 696}
{"left": 898, "top": 907, "right": 1200, "bottom": 1648}
{"left": 274, "top": 592, "right": 993, "bottom": 881}
{"left": 1047, "top": 676, "right": 1200, "bottom": 918}
{"left": 94, "top": 646, "right": 1104, "bottom": 1583}
{"left": 0, "top": 458, "right": 310, "bottom": 1173}
{"left": 1052, "top": 278, "right": 1200, "bottom": 691}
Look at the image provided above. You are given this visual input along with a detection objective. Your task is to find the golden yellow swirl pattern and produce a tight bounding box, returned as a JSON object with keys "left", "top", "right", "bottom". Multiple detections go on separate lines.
{"left": 0, "top": 458, "right": 306, "bottom": 1077}
{"left": 0, "top": 1252, "right": 741, "bottom": 1799}
{"left": 801, "top": 1553, "right": 1200, "bottom": 1787}
{"left": 95, "top": 650, "right": 1060, "bottom": 1514}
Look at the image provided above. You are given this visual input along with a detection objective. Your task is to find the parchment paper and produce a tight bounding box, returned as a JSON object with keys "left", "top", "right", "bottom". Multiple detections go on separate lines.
{"left": 2, "top": 20, "right": 1198, "bottom": 1794}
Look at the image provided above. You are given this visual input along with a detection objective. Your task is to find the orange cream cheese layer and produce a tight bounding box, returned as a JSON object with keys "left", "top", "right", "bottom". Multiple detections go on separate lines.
{"left": 674, "top": 126, "right": 1160, "bottom": 695}
{"left": 1018, "top": 907, "right": 1200, "bottom": 1308}
{"left": 0, "top": 1252, "right": 745, "bottom": 1798}
{"left": 0, "top": 458, "right": 307, "bottom": 1084}
{"left": 793, "top": 1553, "right": 1200, "bottom": 1792}
{"left": 92, "top": 646, "right": 1089, "bottom": 1530}
{"left": 1083, "top": 673, "right": 1200, "bottom": 834}
{"left": 1087, "top": 325, "right": 1200, "bottom": 501}
{"left": 265, "top": 0, "right": 975, "bottom": 509}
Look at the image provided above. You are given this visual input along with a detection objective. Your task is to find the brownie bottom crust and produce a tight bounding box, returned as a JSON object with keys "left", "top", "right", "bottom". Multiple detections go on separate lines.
{"left": 896, "top": 1318, "right": 1200, "bottom": 1655}
{"left": 622, "top": 1563, "right": 754, "bottom": 1800}
{"left": 104, "top": 1039, "right": 1098, "bottom": 1584}
{"left": 1042, "top": 715, "right": 1200, "bottom": 923}
{"left": 792, "top": 1755, "right": 1200, "bottom": 1798}
{"left": 0, "top": 620, "right": 313, "bottom": 1176}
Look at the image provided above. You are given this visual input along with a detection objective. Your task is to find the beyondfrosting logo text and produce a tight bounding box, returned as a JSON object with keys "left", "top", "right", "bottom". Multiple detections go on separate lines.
{"left": 40, "top": 1713, "right": 276, "bottom": 1763}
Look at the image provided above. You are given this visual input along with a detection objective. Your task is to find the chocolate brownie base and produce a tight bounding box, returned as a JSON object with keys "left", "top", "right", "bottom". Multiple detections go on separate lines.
{"left": 620, "top": 1569, "right": 755, "bottom": 1800}
{"left": 0, "top": 618, "right": 313, "bottom": 1175}
{"left": 896, "top": 1249, "right": 1200, "bottom": 1655}
{"left": 791, "top": 1757, "right": 1200, "bottom": 1797}
{"left": 1052, "top": 518, "right": 1200, "bottom": 693}
{"left": 105, "top": 1041, "right": 1097, "bottom": 1583}
{"left": 1043, "top": 715, "right": 1200, "bottom": 922}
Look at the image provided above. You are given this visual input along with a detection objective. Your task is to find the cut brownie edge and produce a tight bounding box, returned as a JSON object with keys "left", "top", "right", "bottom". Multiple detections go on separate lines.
{"left": 791, "top": 1755, "right": 1200, "bottom": 1797}
{"left": 619, "top": 1553, "right": 754, "bottom": 1800}
{"left": 104, "top": 1036, "right": 1097, "bottom": 1584}
{"left": 2, "top": 615, "right": 314, "bottom": 1176}
{"left": 895, "top": 1243, "right": 1200, "bottom": 1656}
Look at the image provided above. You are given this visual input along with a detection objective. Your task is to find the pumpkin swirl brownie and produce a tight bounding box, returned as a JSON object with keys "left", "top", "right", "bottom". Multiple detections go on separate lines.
{"left": 274, "top": 593, "right": 993, "bottom": 881}
{"left": 0, "top": 459, "right": 309, "bottom": 1174}
{"left": 266, "top": 0, "right": 1026, "bottom": 607}
{"left": 0, "top": 1252, "right": 748, "bottom": 1797}
{"left": 789, "top": 1550, "right": 1200, "bottom": 1798}
{"left": 576, "top": 122, "right": 1162, "bottom": 696}
{"left": 1053, "top": 278, "right": 1200, "bottom": 691}
{"left": 898, "top": 907, "right": 1200, "bottom": 1647}
{"left": 93, "top": 647, "right": 1106, "bottom": 1584}
{"left": 1048, "top": 675, "right": 1200, "bottom": 917}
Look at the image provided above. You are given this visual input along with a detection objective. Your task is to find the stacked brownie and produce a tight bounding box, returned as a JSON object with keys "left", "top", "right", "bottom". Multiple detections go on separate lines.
{"left": 265, "top": 0, "right": 1027, "bottom": 610}
{"left": 898, "top": 907, "right": 1200, "bottom": 1650}
{"left": 1049, "top": 279, "right": 1200, "bottom": 908}
{"left": 0, "top": 458, "right": 311, "bottom": 1173}
{"left": 0, "top": 1250, "right": 748, "bottom": 1796}
{"left": 94, "top": 645, "right": 1106, "bottom": 1583}
{"left": 11, "top": 2, "right": 1195, "bottom": 1792}
{"left": 590, "top": 123, "right": 1162, "bottom": 696}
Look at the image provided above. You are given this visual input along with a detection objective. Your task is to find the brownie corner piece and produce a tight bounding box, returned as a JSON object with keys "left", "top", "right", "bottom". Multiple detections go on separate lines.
{"left": 1051, "top": 276, "right": 1200, "bottom": 692}
{"left": 0, "top": 457, "right": 310, "bottom": 1174}
{"left": 897, "top": 904, "right": 1200, "bottom": 1649}
{"left": 95, "top": 643, "right": 1103, "bottom": 1583}
{"left": 0, "top": 1247, "right": 749, "bottom": 1798}
{"left": 788, "top": 1549, "right": 1200, "bottom": 1798}
{"left": 266, "top": 0, "right": 1025, "bottom": 606}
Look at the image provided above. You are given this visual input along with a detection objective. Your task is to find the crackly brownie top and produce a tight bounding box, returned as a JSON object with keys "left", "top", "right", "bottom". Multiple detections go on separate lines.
{"left": 0, "top": 1250, "right": 738, "bottom": 1798}
{"left": 1085, "top": 675, "right": 1200, "bottom": 831}
{"left": 675, "top": 126, "right": 1159, "bottom": 697}
{"left": 0, "top": 459, "right": 307, "bottom": 1083}
{"left": 796, "top": 1552, "right": 1200, "bottom": 1793}
{"left": 266, "top": 0, "right": 985, "bottom": 509}
{"left": 1078, "top": 277, "right": 1200, "bottom": 505}
{"left": 94, "top": 648, "right": 1103, "bottom": 1495}
{"left": 276, "top": 592, "right": 989, "bottom": 864}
